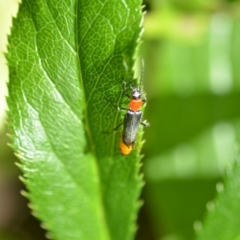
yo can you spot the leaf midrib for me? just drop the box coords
[75,1,111,240]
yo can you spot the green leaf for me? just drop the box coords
[7,1,144,240]
[195,154,240,240]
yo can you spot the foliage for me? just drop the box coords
[1,0,240,240]
[6,1,144,240]
[141,1,240,240]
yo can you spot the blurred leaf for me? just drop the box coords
[146,0,225,12]
[163,0,221,11]
[142,94,240,239]
[144,179,220,240]
[144,13,240,97]
[140,8,240,240]
[195,154,240,240]
[144,7,209,42]
[144,94,240,160]
[145,120,240,181]
[7,1,144,240]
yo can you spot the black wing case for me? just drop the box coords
[122,110,142,146]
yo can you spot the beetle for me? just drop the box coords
[118,85,148,155]
[110,60,149,155]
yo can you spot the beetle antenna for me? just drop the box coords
[139,58,144,90]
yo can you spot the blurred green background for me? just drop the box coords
[0,0,240,240]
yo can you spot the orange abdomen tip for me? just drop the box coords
[129,99,142,111]
[120,137,133,155]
